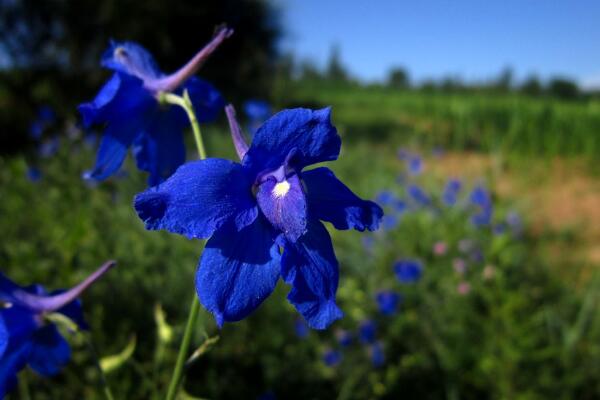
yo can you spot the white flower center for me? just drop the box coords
[272,180,291,198]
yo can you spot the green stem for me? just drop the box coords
[85,335,115,400]
[161,89,207,400]
[160,91,206,159]
[165,296,201,400]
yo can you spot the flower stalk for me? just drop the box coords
[161,91,208,400]
[160,91,207,160]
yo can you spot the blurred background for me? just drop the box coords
[1,0,599,398]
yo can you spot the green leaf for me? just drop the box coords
[155,303,174,344]
[100,335,137,374]
[186,336,219,367]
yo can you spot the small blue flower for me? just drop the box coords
[442,178,462,206]
[134,107,383,329]
[394,259,422,283]
[407,156,422,176]
[28,106,56,140]
[407,184,430,206]
[244,100,272,135]
[323,348,342,366]
[382,214,399,231]
[393,199,407,213]
[375,190,395,206]
[294,318,309,339]
[369,342,385,368]
[469,185,493,226]
[26,167,42,182]
[79,29,231,185]
[376,290,402,316]
[0,261,116,397]
[335,329,353,347]
[243,99,272,122]
[470,185,491,208]
[471,205,493,226]
[358,320,376,344]
[28,122,44,141]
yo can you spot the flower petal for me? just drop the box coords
[78,73,152,128]
[101,41,163,81]
[132,108,187,186]
[84,114,147,181]
[27,325,71,377]
[0,341,30,397]
[0,315,7,359]
[184,77,225,123]
[303,167,383,231]
[281,220,343,329]
[243,108,341,175]
[196,215,281,327]
[256,173,307,242]
[134,158,258,239]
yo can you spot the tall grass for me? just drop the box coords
[281,81,600,161]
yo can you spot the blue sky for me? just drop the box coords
[280,0,600,88]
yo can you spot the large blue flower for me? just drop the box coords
[0,261,116,396]
[79,28,231,185]
[134,107,383,329]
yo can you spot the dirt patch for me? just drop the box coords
[427,153,600,264]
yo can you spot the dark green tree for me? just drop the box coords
[548,77,579,100]
[520,75,543,96]
[387,67,410,89]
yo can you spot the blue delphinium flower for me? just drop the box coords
[243,99,272,135]
[335,329,353,347]
[393,199,407,213]
[442,178,462,206]
[369,342,385,368]
[394,259,423,283]
[358,320,376,344]
[382,214,399,231]
[28,106,56,140]
[407,155,422,176]
[375,190,395,206]
[375,290,402,316]
[471,206,493,226]
[26,166,42,182]
[243,100,271,121]
[470,185,493,226]
[323,348,342,366]
[407,184,430,206]
[134,106,383,329]
[79,28,231,185]
[0,261,116,396]
[470,186,491,207]
[294,318,309,339]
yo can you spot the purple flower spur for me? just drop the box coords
[134,106,383,329]
[79,28,231,185]
[0,261,116,396]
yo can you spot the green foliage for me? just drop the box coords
[1,123,598,399]
[281,81,600,163]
